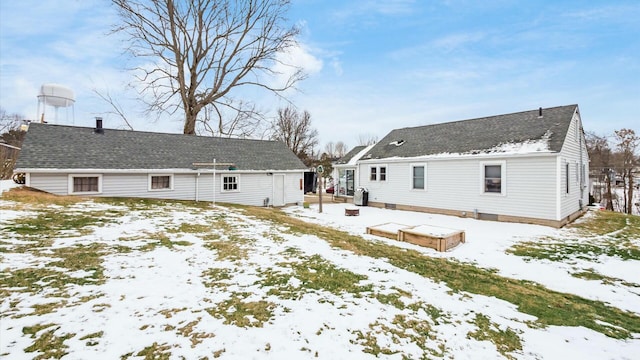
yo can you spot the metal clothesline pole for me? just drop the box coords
[191,160,235,207]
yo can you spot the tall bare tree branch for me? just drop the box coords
[270,105,318,165]
[112,0,304,135]
[92,88,135,130]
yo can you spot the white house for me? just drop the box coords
[14,121,307,207]
[346,105,589,227]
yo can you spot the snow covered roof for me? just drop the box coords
[363,105,578,160]
[335,144,375,166]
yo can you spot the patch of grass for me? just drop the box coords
[166,222,213,234]
[206,293,276,328]
[202,268,233,289]
[572,268,639,288]
[467,313,522,359]
[32,301,69,316]
[351,313,444,358]
[571,211,640,238]
[203,234,250,261]
[22,324,75,359]
[1,242,107,299]
[407,301,448,325]
[79,331,104,346]
[48,243,106,281]
[135,342,172,360]
[507,212,640,263]
[159,307,187,318]
[243,206,640,339]
[1,187,86,206]
[256,254,373,300]
[137,232,192,251]
[3,210,121,239]
[175,318,215,347]
[508,240,640,262]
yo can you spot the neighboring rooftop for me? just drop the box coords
[364,105,578,160]
[15,123,306,171]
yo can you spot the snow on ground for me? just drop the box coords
[0,193,638,359]
[288,204,640,314]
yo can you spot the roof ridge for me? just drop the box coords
[28,122,277,143]
[395,104,577,131]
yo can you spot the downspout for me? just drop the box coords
[195,172,200,201]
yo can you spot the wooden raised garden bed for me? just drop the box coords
[366,223,465,252]
[365,223,408,240]
[398,225,465,252]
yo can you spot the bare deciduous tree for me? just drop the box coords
[586,131,613,209]
[0,108,27,180]
[92,88,135,130]
[358,134,378,146]
[334,141,348,158]
[614,128,639,214]
[270,106,317,165]
[324,142,335,158]
[112,0,304,135]
[323,141,348,159]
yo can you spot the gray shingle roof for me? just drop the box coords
[364,105,578,160]
[335,145,366,165]
[16,123,306,171]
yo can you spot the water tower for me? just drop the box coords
[37,83,75,124]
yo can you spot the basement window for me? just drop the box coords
[68,174,102,194]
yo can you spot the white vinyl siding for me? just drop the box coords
[360,155,557,221]
[558,111,589,219]
[26,171,304,207]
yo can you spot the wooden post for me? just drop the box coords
[318,175,323,213]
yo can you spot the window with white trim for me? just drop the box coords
[411,164,425,190]
[481,161,506,195]
[223,175,239,191]
[369,166,387,182]
[148,174,173,191]
[68,174,102,194]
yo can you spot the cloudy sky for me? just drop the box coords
[1,0,638,149]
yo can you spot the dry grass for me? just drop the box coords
[1,187,87,206]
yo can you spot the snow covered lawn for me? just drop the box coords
[1,187,638,359]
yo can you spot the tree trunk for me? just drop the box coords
[183,110,197,135]
[605,172,614,211]
[627,169,634,214]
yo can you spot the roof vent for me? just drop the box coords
[94,117,104,134]
[538,107,543,118]
[389,139,405,146]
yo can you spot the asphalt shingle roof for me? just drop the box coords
[364,105,578,160]
[16,123,307,171]
[335,145,366,165]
